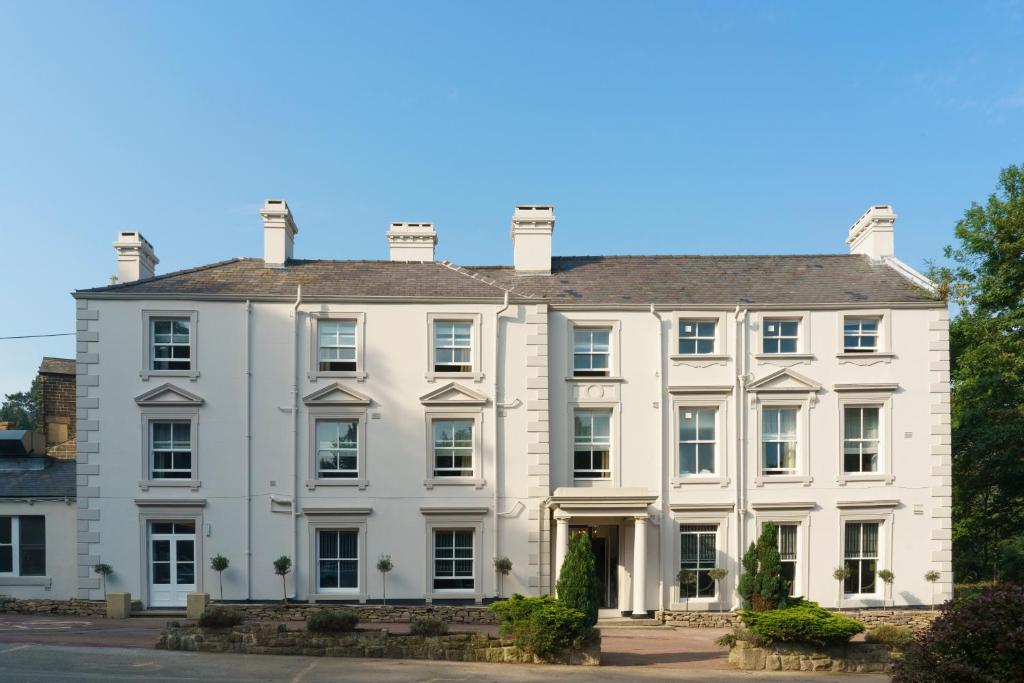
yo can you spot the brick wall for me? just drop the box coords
[38,366,76,459]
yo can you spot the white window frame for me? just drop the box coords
[316,529,361,595]
[751,395,813,486]
[149,420,194,481]
[421,509,485,602]
[837,310,894,365]
[139,407,200,490]
[141,310,199,381]
[835,389,895,485]
[571,326,612,378]
[836,502,895,608]
[572,407,613,481]
[307,411,367,489]
[426,313,483,382]
[670,311,729,367]
[423,409,485,489]
[670,388,731,487]
[754,312,812,366]
[432,529,476,592]
[308,312,367,382]
[668,504,732,611]
[678,524,719,600]
[304,511,368,602]
[760,406,799,476]
[762,318,800,354]
[752,502,814,600]
[567,320,622,379]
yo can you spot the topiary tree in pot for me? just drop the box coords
[677,570,697,612]
[708,567,729,613]
[877,569,895,608]
[494,557,512,598]
[93,563,113,598]
[924,570,940,610]
[273,555,292,603]
[210,555,229,601]
[376,554,393,605]
[833,566,851,612]
[556,532,600,627]
[737,524,790,611]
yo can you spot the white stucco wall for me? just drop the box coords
[0,500,77,599]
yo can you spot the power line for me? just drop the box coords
[0,333,76,340]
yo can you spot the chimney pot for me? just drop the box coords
[113,231,159,283]
[511,205,555,274]
[847,205,896,260]
[386,222,437,262]
[260,199,298,267]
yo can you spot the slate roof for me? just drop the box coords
[75,254,939,306]
[39,357,75,375]
[0,457,76,499]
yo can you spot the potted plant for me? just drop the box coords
[376,554,393,605]
[494,557,512,598]
[924,570,940,610]
[210,555,230,601]
[273,555,292,603]
[707,567,728,612]
[93,563,113,598]
[833,566,851,611]
[877,569,895,608]
[677,570,697,611]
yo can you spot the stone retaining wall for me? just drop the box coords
[0,597,106,617]
[158,623,599,665]
[223,603,498,625]
[658,608,937,633]
[728,641,895,673]
[657,611,740,628]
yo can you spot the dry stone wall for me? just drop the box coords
[728,641,895,674]
[658,608,937,633]
[226,603,498,624]
[0,597,106,617]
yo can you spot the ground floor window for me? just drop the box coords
[317,530,358,591]
[0,516,45,577]
[433,529,474,590]
[679,524,717,598]
[844,521,879,595]
[776,523,798,596]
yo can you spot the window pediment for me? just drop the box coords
[746,368,821,394]
[419,382,488,406]
[302,383,372,406]
[134,383,204,406]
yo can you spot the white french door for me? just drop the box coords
[149,521,196,607]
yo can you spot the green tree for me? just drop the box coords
[930,164,1024,582]
[376,554,393,605]
[556,532,599,627]
[0,379,40,430]
[93,563,113,598]
[273,555,291,602]
[210,555,229,600]
[737,524,789,611]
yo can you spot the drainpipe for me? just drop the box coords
[649,304,667,613]
[734,306,748,610]
[244,300,252,600]
[290,285,302,600]
[492,291,510,595]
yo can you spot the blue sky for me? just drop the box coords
[1,1,1022,397]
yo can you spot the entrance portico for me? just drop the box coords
[547,487,658,618]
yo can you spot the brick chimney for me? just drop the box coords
[260,199,298,267]
[511,205,555,275]
[848,205,896,261]
[386,222,437,262]
[113,231,158,283]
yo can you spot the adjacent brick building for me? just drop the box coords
[37,357,76,459]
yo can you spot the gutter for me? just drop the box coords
[734,306,748,610]
[649,304,667,613]
[244,299,252,600]
[290,285,302,600]
[492,291,510,593]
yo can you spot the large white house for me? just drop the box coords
[71,201,951,615]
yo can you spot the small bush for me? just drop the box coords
[739,601,864,647]
[306,607,359,634]
[865,624,914,650]
[409,615,448,636]
[197,606,243,629]
[489,594,593,657]
[893,583,1024,683]
[716,626,772,649]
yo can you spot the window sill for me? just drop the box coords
[140,369,200,382]
[838,474,894,486]
[754,353,814,364]
[754,475,813,487]
[426,590,483,603]
[836,352,895,366]
[139,479,201,491]
[426,371,484,383]
[565,376,626,383]
[672,476,730,488]
[307,370,367,383]
[840,596,883,609]
[0,576,52,589]
[306,479,369,491]
[312,592,366,602]
[572,478,613,486]
[424,477,486,490]
[670,354,730,367]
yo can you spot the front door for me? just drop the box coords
[149,521,196,607]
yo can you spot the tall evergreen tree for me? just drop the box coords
[556,532,600,626]
[737,524,790,611]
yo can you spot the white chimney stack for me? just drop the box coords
[113,231,158,283]
[847,205,896,261]
[260,199,298,267]
[386,222,437,262]
[511,205,555,274]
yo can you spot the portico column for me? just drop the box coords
[554,511,570,591]
[632,514,649,617]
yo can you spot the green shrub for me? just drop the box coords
[555,533,600,627]
[865,624,914,650]
[489,594,593,657]
[197,606,244,629]
[409,615,448,636]
[739,601,864,646]
[306,607,359,633]
[715,627,772,649]
[737,524,791,611]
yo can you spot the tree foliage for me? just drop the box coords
[737,524,790,611]
[930,163,1024,581]
[0,379,40,430]
[555,532,600,627]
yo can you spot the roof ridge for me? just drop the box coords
[77,257,245,293]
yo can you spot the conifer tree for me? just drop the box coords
[737,523,790,611]
[556,532,600,626]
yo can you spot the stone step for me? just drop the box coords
[131,609,187,617]
[597,617,665,628]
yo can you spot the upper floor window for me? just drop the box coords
[433,322,472,373]
[573,409,611,480]
[433,529,475,590]
[151,318,191,371]
[318,320,357,372]
[763,319,799,354]
[844,522,879,595]
[432,419,474,478]
[761,407,798,476]
[678,320,716,355]
[316,419,359,479]
[679,408,716,476]
[843,318,879,353]
[150,421,192,479]
[679,524,717,598]
[843,406,880,474]
[0,516,45,577]
[573,328,610,377]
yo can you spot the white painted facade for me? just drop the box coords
[72,202,952,613]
